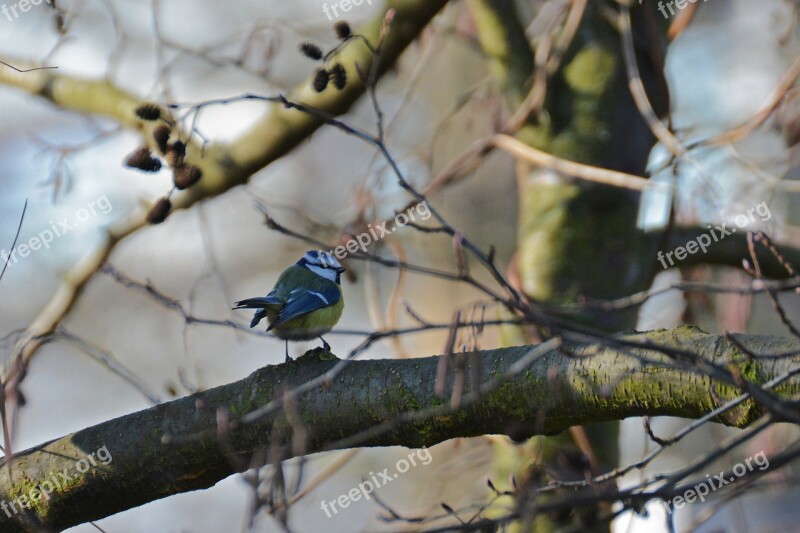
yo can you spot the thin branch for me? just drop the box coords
[0,200,26,285]
[0,61,57,72]
[491,133,662,191]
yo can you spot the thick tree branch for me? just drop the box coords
[1,326,798,531]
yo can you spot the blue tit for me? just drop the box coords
[233,250,345,362]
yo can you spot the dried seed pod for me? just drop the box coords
[152,125,171,154]
[54,12,65,34]
[165,140,186,167]
[330,63,346,90]
[134,103,161,121]
[170,140,186,157]
[313,68,329,92]
[173,164,202,190]
[124,146,161,172]
[299,42,323,61]
[147,197,171,224]
[334,21,352,40]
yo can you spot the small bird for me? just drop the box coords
[233,250,345,362]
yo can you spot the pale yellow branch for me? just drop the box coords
[490,133,665,191]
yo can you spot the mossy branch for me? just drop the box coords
[1,327,798,531]
[465,0,534,108]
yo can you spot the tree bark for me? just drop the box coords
[0,326,797,531]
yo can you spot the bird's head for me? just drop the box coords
[297,250,346,283]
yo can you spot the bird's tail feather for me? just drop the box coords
[251,309,268,328]
[233,296,281,309]
[233,296,282,328]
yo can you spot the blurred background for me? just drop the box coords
[1,0,799,531]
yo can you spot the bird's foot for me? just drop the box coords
[298,346,338,361]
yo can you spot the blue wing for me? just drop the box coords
[274,285,340,327]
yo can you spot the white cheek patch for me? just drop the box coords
[304,251,342,270]
[306,264,338,282]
